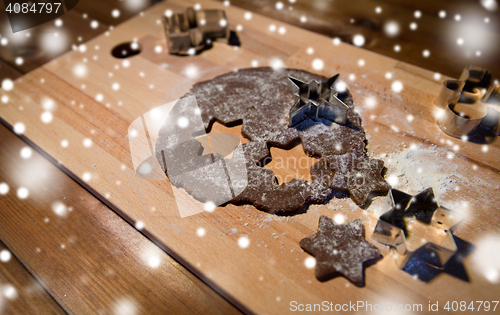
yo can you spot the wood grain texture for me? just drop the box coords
[0,241,64,315]
[0,0,153,80]
[70,0,156,26]
[216,0,500,78]
[0,123,241,314]
[0,0,499,314]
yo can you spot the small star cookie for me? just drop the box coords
[300,216,381,286]
[312,143,390,207]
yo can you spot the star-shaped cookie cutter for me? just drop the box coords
[372,188,464,269]
[163,7,230,55]
[434,65,500,138]
[288,75,350,128]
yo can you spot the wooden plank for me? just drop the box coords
[70,0,156,26]
[1,0,499,313]
[3,0,499,79]
[218,0,500,78]
[0,0,149,76]
[0,241,65,314]
[0,2,242,313]
[0,123,241,314]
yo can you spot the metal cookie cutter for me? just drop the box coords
[163,7,230,55]
[372,188,464,270]
[434,65,500,138]
[288,74,349,128]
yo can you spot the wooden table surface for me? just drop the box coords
[0,0,499,314]
[0,0,240,314]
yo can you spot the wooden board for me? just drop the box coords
[1,0,499,313]
[0,241,64,314]
[0,122,241,314]
[220,0,500,78]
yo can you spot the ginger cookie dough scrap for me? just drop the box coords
[299,216,382,286]
[156,67,390,214]
[311,143,391,207]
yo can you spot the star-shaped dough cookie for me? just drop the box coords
[312,143,391,207]
[299,216,381,286]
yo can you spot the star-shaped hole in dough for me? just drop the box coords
[262,143,319,185]
[300,216,382,286]
[288,74,349,128]
[195,121,249,158]
[311,143,391,207]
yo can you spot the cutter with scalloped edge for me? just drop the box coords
[163,7,229,55]
[434,65,500,138]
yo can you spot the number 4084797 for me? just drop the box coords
[443,301,498,312]
[6,2,61,14]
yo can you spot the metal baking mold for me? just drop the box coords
[288,74,349,128]
[163,7,229,55]
[372,188,464,269]
[434,65,500,138]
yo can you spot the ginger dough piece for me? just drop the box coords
[155,67,390,214]
[300,216,381,286]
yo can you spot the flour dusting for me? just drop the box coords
[381,145,458,196]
